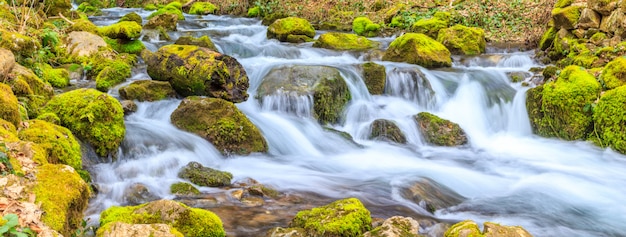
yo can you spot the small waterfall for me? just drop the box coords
[260,91,314,118]
[385,67,436,110]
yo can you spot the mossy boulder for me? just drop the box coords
[118,80,178,101]
[18,120,82,170]
[592,85,626,154]
[437,25,486,56]
[98,199,225,237]
[382,33,451,68]
[144,45,249,102]
[444,220,532,237]
[34,164,90,236]
[96,222,184,237]
[178,161,232,187]
[551,6,583,30]
[363,216,420,237]
[119,12,143,25]
[170,182,200,195]
[104,36,145,54]
[410,12,450,39]
[69,19,99,34]
[414,112,467,146]
[144,12,179,31]
[41,89,125,157]
[37,63,70,88]
[539,27,557,51]
[313,32,379,51]
[0,29,40,60]
[187,2,217,15]
[525,65,600,140]
[170,97,267,155]
[77,3,102,16]
[256,65,351,124]
[588,0,618,16]
[148,1,184,21]
[291,198,372,236]
[267,17,315,43]
[369,119,406,144]
[360,62,386,95]
[577,8,601,29]
[352,16,380,37]
[0,83,20,127]
[99,21,142,40]
[9,65,54,117]
[175,35,218,51]
[600,57,626,90]
[95,60,132,91]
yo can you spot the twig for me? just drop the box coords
[59,13,74,25]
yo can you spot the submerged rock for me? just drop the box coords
[178,161,233,187]
[414,112,467,146]
[369,119,407,144]
[382,33,451,68]
[170,97,267,155]
[399,177,465,213]
[267,17,315,43]
[363,216,420,237]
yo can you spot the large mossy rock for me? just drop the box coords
[414,112,467,146]
[170,97,267,155]
[34,164,91,236]
[444,220,532,237]
[437,25,486,56]
[41,89,125,157]
[118,80,177,101]
[592,85,626,154]
[148,2,185,21]
[551,6,583,30]
[290,198,372,236]
[363,216,420,237]
[95,60,132,91]
[18,120,82,170]
[99,21,142,40]
[369,119,407,144]
[0,83,21,127]
[187,2,218,15]
[98,199,225,237]
[382,33,451,68]
[267,17,315,43]
[8,65,54,118]
[97,222,184,237]
[526,65,600,140]
[178,161,232,187]
[410,12,451,39]
[175,35,218,51]
[144,45,249,102]
[144,12,179,31]
[600,57,626,90]
[360,62,386,95]
[352,16,381,37]
[313,32,379,51]
[256,65,351,124]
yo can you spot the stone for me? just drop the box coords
[290,198,372,236]
[399,177,465,213]
[123,183,158,205]
[144,13,178,31]
[577,8,601,29]
[175,35,218,51]
[483,222,533,237]
[369,119,407,144]
[178,161,233,187]
[363,216,420,237]
[267,17,315,43]
[0,48,15,80]
[382,33,451,68]
[121,100,138,115]
[118,80,177,102]
[360,62,386,95]
[437,24,486,56]
[96,222,183,237]
[313,32,379,51]
[588,0,618,16]
[65,31,109,58]
[414,112,467,146]
[600,10,625,35]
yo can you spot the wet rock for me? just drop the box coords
[414,112,467,146]
[170,182,200,195]
[369,119,407,144]
[290,198,372,236]
[178,161,233,187]
[444,220,532,237]
[144,44,249,102]
[257,65,351,124]
[144,13,178,31]
[241,196,265,207]
[399,177,465,213]
[230,189,244,200]
[118,80,177,102]
[437,25,486,56]
[267,17,315,43]
[363,216,420,237]
[121,100,137,116]
[360,62,386,95]
[175,35,218,51]
[96,222,183,237]
[124,183,158,205]
[506,71,531,83]
[588,0,618,16]
[65,31,108,58]
[313,32,379,51]
[170,97,267,155]
[265,227,307,237]
[382,33,451,68]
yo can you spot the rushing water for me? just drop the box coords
[84,9,626,237]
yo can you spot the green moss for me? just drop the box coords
[313,32,379,51]
[76,2,101,15]
[95,60,132,92]
[267,17,315,42]
[0,83,20,127]
[369,119,406,144]
[174,35,217,51]
[98,21,142,40]
[352,16,380,37]
[415,112,467,146]
[551,6,583,30]
[34,164,90,236]
[99,199,225,237]
[313,70,351,125]
[539,27,557,51]
[0,29,41,62]
[410,17,448,39]
[382,33,451,68]
[361,62,386,95]
[41,88,125,157]
[36,112,61,125]
[188,2,217,15]
[0,118,18,142]
[178,161,232,187]
[247,6,260,17]
[148,2,185,21]
[144,4,158,10]
[444,220,482,237]
[118,80,177,101]
[555,0,573,8]
[600,57,626,90]
[68,18,99,33]
[593,85,626,154]
[170,97,267,155]
[291,197,372,236]
[437,24,486,56]
[38,63,70,88]
[526,65,600,140]
[104,36,145,54]
[9,65,54,118]
[170,182,200,195]
[18,119,82,170]
[119,12,142,25]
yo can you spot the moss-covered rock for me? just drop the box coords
[414,112,467,146]
[77,2,102,16]
[267,17,315,43]
[175,35,218,51]
[437,24,486,56]
[382,33,451,68]
[170,97,267,155]
[352,16,380,37]
[144,45,249,102]
[41,88,125,157]
[363,216,420,237]
[44,0,72,16]
[525,65,600,140]
[178,161,232,187]
[444,220,532,237]
[118,80,177,101]
[0,118,18,142]
[8,64,54,118]
[148,2,185,21]
[291,197,372,236]
[600,57,626,90]
[369,119,406,144]
[0,29,41,60]
[99,199,225,237]
[588,0,618,16]
[592,85,626,154]
[34,164,90,236]
[551,6,583,30]
[360,62,386,95]
[170,182,200,195]
[144,12,179,31]
[577,8,601,29]
[119,12,143,25]
[38,63,70,88]
[95,60,132,91]
[104,37,145,54]
[0,83,20,127]
[444,220,481,237]
[313,32,379,51]
[99,21,142,40]
[18,119,82,170]
[256,65,351,124]
[410,12,450,39]
[539,27,557,51]
[68,19,99,33]
[96,222,184,237]
[187,2,217,15]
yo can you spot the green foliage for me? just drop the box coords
[247,6,260,17]
[292,198,372,236]
[104,37,145,54]
[254,0,280,17]
[0,214,36,237]
[0,142,13,176]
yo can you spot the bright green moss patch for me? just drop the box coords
[41,89,125,157]
[170,182,200,195]
[352,16,380,37]
[148,2,185,20]
[76,2,101,15]
[247,6,260,17]
[98,21,142,40]
[444,220,482,237]
[383,33,451,68]
[437,24,486,56]
[410,13,449,39]
[267,17,315,42]
[313,32,379,51]
[539,27,557,50]
[18,119,82,170]
[69,18,99,33]
[600,57,626,90]
[188,2,217,15]
[551,6,583,30]
[118,80,177,101]
[291,197,372,236]
[38,63,70,88]
[593,85,626,153]
[119,12,142,25]
[95,59,132,92]
[0,83,20,127]
[105,38,145,54]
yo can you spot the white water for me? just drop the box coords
[86,11,626,236]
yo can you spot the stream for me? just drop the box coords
[83,8,626,237]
